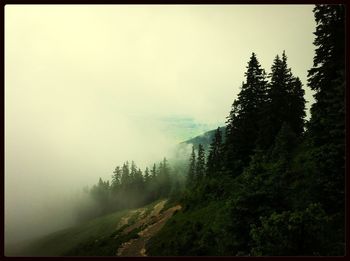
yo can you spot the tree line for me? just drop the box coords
[76,158,185,221]
[186,49,306,190]
[167,4,344,256]
[75,4,344,256]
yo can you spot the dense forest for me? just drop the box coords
[77,4,344,256]
[76,158,186,221]
[146,5,345,256]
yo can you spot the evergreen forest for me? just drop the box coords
[44,4,345,256]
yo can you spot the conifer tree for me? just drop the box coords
[270,122,297,162]
[151,163,157,179]
[111,166,122,189]
[149,163,158,201]
[161,158,170,177]
[130,161,137,181]
[121,161,130,189]
[196,144,206,181]
[134,168,144,193]
[162,158,171,196]
[225,52,268,173]
[144,167,150,184]
[287,77,306,136]
[307,4,345,215]
[187,145,196,185]
[158,160,164,176]
[257,51,305,150]
[206,127,223,175]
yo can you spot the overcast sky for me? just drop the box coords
[5,4,316,243]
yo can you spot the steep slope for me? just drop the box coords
[6,129,225,257]
[7,199,180,257]
[117,200,181,256]
[180,126,226,151]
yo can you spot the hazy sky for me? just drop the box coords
[5,4,316,243]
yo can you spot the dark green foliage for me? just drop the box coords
[225,52,268,174]
[88,178,111,217]
[219,151,292,255]
[147,201,228,256]
[58,4,344,256]
[195,144,206,181]
[250,203,333,256]
[288,77,306,135]
[121,162,130,189]
[206,127,224,175]
[256,51,306,150]
[155,5,344,256]
[156,158,172,198]
[111,166,122,188]
[303,4,345,253]
[187,145,196,185]
[270,122,298,162]
[77,157,184,223]
[151,163,157,179]
[181,126,226,152]
[307,4,345,216]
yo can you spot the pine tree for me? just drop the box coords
[206,127,223,175]
[90,177,110,211]
[308,4,345,148]
[196,144,206,181]
[130,161,137,181]
[225,52,268,173]
[307,4,345,215]
[257,51,305,150]
[158,158,171,196]
[135,168,144,192]
[121,161,130,189]
[148,163,158,201]
[151,163,157,179]
[288,77,306,136]
[187,145,196,185]
[161,158,170,177]
[111,166,122,189]
[158,161,164,181]
[270,122,297,162]
[144,167,150,184]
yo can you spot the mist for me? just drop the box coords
[5,4,316,246]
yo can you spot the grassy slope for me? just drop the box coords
[147,200,227,256]
[7,200,163,256]
[147,176,241,256]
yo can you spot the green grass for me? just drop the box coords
[146,200,227,256]
[8,199,167,256]
[12,209,128,256]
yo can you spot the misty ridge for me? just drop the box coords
[5,140,194,245]
[4,4,345,257]
[4,133,200,249]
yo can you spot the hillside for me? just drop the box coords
[6,199,180,257]
[179,126,226,151]
[6,128,221,257]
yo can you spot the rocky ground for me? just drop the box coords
[116,200,181,256]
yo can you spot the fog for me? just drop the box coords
[5,5,316,245]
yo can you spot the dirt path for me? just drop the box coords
[116,200,181,256]
[120,200,166,235]
[116,209,139,230]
